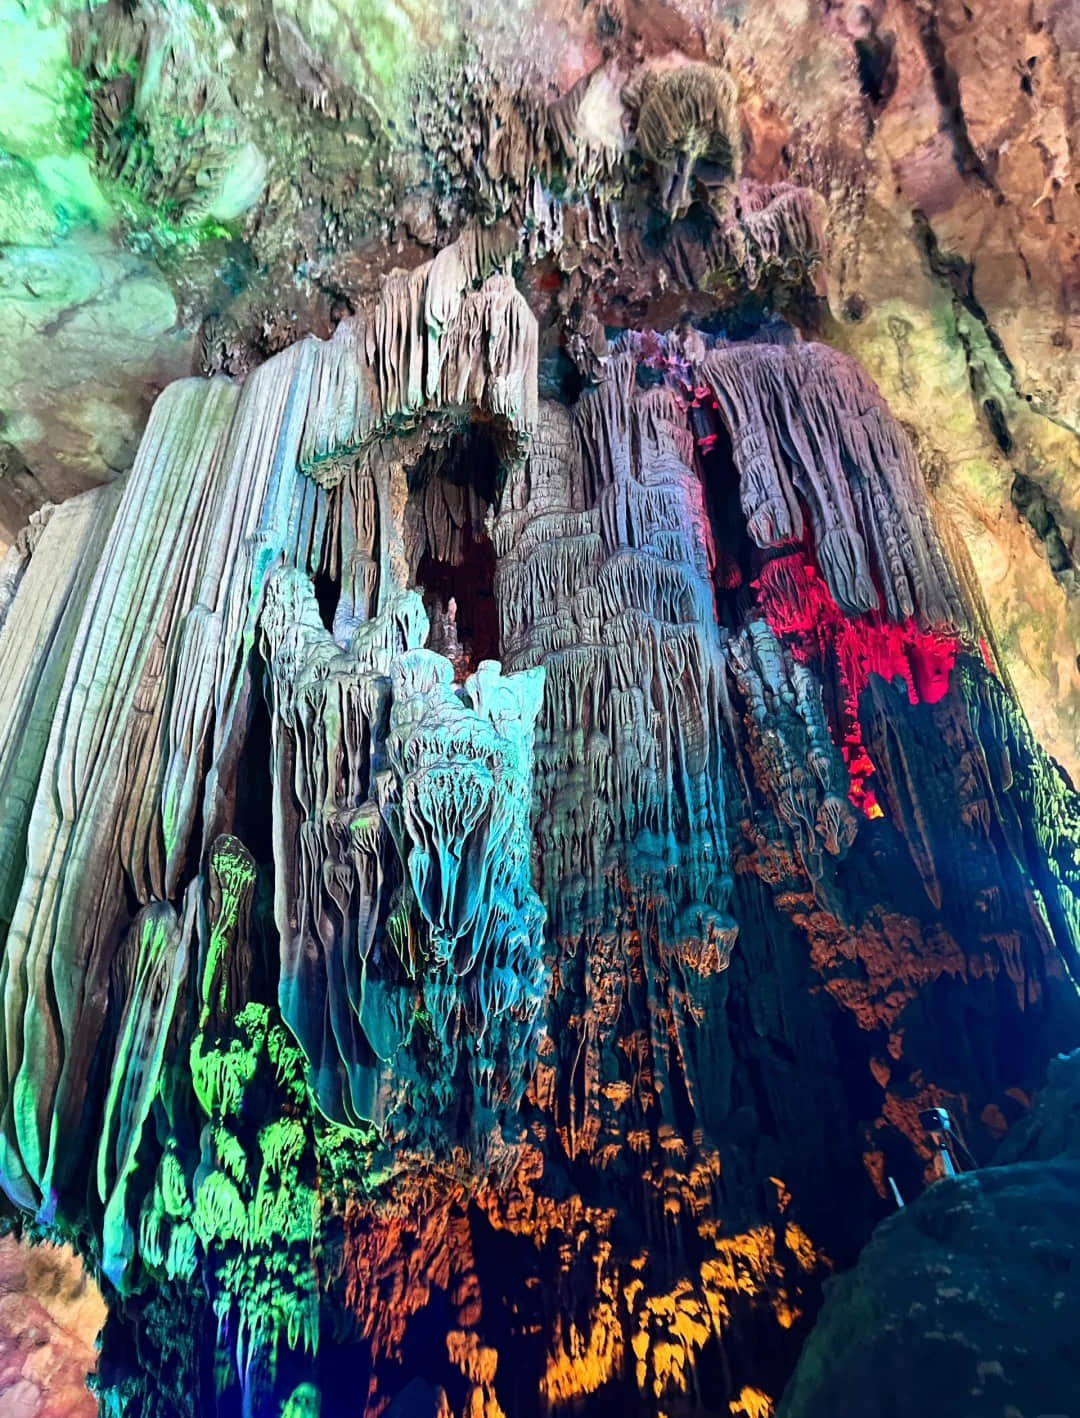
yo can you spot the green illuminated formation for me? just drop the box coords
[99,903,189,1288]
[0,10,1078,1418]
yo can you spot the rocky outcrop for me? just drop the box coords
[778,1051,1080,1418]
[1,275,1077,1414]
[0,1234,104,1418]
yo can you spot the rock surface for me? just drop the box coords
[0,1234,104,1418]
[1,0,1074,773]
[778,1051,1080,1418]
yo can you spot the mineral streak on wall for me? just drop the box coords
[0,210,1079,1418]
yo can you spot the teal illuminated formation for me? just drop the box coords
[0,21,1078,1418]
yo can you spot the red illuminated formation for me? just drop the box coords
[756,548,961,817]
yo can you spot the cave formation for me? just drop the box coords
[1,6,1079,1418]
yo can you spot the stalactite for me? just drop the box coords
[716,181,828,291]
[298,258,536,489]
[629,61,742,218]
[698,342,970,630]
[260,563,416,1129]
[0,192,1077,1418]
[494,359,740,1213]
[385,649,547,1141]
[545,66,627,193]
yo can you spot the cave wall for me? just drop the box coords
[1,0,1077,778]
[0,5,1079,1418]
[1,254,1078,1415]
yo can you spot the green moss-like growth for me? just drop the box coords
[65,6,265,254]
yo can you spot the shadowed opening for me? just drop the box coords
[410,422,502,678]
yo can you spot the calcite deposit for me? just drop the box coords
[0,3,1078,1417]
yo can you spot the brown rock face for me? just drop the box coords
[0,1236,104,1418]
[814,0,1080,779]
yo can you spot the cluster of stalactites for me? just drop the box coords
[0,236,543,1218]
[259,563,546,1144]
[433,55,629,263]
[297,227,538,486]
[0,375,250,1218]
[477,56,818,299]
[259,564,419,1129]
[722,619,858,872]
[612,180,826,317]
[716,181,827,290]
[698,342,971,633]
[494,371,737,970]
[436,56,740,229]
[493,401,599,668]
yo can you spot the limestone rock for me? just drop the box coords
[778,1052,1080,1418]
[0,1234,104,1418]
[0,4,1077,1416]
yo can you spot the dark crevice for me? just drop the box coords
[312,569,339,633]
[692,400,756,630]
[416,530,500,674]
[538,343,585,403]
[854,29,898,111]
[1012,473,1073,574]
[915,210,1025,424]
[983,396,1013,453]
[411,423,502,676]
[918,209,1078,439]
[917,10,998,190]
